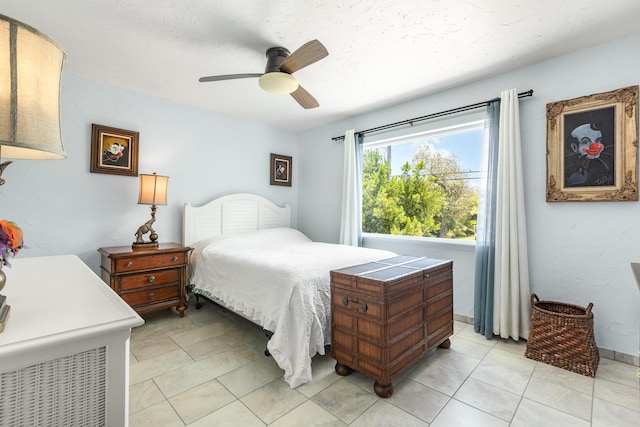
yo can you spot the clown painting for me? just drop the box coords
[270,153,292,186]
[90,124,139,176]
[563,107,615,188]
[102,136,129,167]
[546,86,638,202]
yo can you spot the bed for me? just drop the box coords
[183,193,396,388]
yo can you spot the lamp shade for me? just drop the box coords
[138,173,168,206]
[258,72,298,95]
[0,14,66,160]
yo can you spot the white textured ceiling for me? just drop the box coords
[3,1,640,132]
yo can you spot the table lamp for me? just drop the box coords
[133,172,168,250]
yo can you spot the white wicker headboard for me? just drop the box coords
[182,193,291,247]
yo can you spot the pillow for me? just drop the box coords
[194,227,310,254]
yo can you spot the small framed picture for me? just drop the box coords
[90,124,139,176]
[270,153,292,186]
[546,86,638,202]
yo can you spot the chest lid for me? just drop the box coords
[331,256,448,297]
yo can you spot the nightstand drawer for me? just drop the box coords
[120,268,179,291]
[114,252,186,273]
[121,285,179,307]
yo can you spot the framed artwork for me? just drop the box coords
[270,153,292,186]
[546,85,638,202]
[90,124,139,176]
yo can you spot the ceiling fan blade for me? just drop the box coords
[280,40,328,74]
[199,73,262,82]
[290,85,319,109]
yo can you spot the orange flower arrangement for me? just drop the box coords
[0,220,23,267]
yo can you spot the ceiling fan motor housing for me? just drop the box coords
[259,47,298,94]
[264,47,291,73]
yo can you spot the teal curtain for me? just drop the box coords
[474,99,500,339]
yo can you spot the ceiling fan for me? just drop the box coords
[199,39,328,109]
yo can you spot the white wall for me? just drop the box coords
[1,75,298,273]
[297,34,640,357]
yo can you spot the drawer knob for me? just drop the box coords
[148,292,155,300]
[362,302,368,314]
[343,295,349,307]
[172,256,178,262]
[125,261,133,267]
[148,275,156,283]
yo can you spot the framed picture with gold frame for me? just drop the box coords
[546,86,638,202]
[90,124,139,177]
[270,153,292,186]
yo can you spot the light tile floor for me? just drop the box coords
[129,302,639,426]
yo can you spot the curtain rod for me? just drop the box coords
[331,89,533,142]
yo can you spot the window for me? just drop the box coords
[362,113,485,240]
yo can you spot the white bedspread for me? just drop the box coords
[189,227,395,388]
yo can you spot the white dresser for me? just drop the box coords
[0,255,144,426]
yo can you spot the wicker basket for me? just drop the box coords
[525,293,599,377]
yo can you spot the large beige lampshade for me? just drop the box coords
[0,14,66,160]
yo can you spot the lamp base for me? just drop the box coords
[132,242,159,251]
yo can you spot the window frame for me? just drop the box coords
[360,110,486,244]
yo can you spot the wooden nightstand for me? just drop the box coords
[98,242,191,317]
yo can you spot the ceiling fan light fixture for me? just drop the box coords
[258,72,298,95]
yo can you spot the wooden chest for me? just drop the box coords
[330,256,453,397]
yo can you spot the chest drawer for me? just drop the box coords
[113,252,186,273]
[120,284,179,307]
[119,268,180,291]
[331,286,424,321]
[332,291,384,319]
